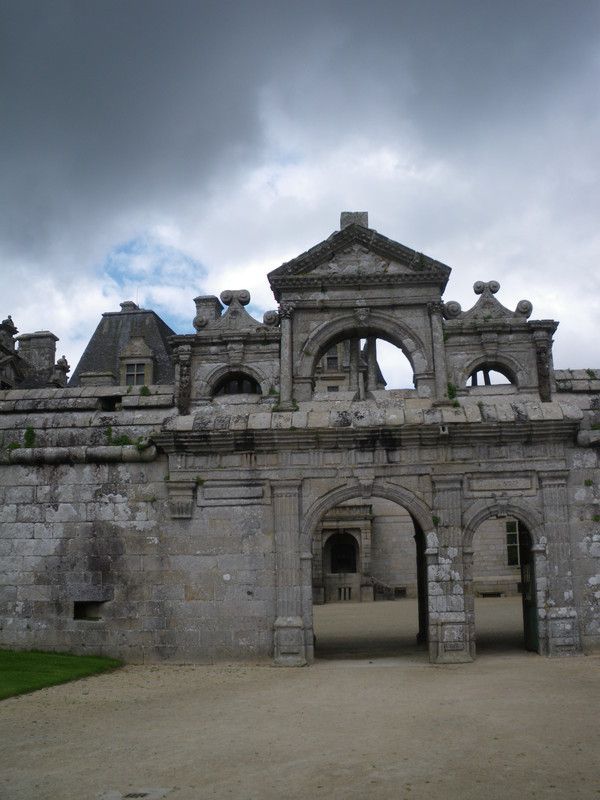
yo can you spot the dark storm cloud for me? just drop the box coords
[2,0,598,260]
[1,0,599,373]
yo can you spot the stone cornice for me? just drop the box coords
[152,419,579,455]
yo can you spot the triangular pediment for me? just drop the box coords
[268,223,451,298]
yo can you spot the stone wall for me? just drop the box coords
[1,383,600,662]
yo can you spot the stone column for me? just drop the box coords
[429,475,471,662]
[272,480,307,665]
[539,470,581,655]
[348,338,360,394]
[428,302,448,401]
[278,303,294,410]
[366,337,378,392]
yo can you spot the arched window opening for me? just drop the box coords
[213,372,262,397]
[327,533,358,573]
[313,336,413,396]
[466,366,514,387]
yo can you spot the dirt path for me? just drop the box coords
[1,601,599,800]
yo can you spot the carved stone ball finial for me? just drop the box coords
[220,289,250,306]
[473,280,500,295]
[516,299,533,319]
[443,301,462,319]
[263,310,280,326]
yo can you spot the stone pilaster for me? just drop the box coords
[429,476,471,662]
[278,303,294,410]
[462,547,476,659]
[300,551,314,663]
[534,330,554,402]
[539,470,581,655]
[174,344,192,414]
[272,480,306,665]
[428,302,448,401]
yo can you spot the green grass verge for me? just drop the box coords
[0,649,122,700]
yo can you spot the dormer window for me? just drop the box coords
[125,362,146,386]
[118,336,154,387]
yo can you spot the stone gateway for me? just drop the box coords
[1,213,599,664]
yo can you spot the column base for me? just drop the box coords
[546,607,582,656]
[273,616,307,666]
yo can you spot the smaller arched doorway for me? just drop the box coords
[467,515,540,654]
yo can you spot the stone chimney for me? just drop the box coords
[340,211,368,230]
[16,331,59,383]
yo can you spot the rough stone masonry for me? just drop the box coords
[1,212,599,664]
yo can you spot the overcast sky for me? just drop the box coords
[1,0,599,387]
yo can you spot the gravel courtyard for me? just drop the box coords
[1,599,599,800]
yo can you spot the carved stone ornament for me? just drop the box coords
[175,345,192,415]
[166,479,196,519]
[263,309,280,326]
[442,301,462,319]
[279,302,295,320]
[354,305,370,324]
[427,301,445,317]
[444,280,533,322]
[0,315,18,336]
[56,355,70,373]
[194,291,266,332]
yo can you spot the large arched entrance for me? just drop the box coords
[302,483,432,660]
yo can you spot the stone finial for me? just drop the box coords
[473,280,500,295]
[263,310,280,326]
[56,355,70,373]
[1,315,18,335]
[51,355,71,387]
[340,211,368,230]
[220,290,250,306]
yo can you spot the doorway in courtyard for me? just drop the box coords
[311,497,428,659]
[469,516,539,654]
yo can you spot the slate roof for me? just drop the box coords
[69,304,176,386]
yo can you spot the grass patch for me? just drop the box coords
[0,649,122,700]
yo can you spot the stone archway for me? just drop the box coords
[457,353,523,390]
[294,311,433,399]
[199,362,271,399]
[462,499,547,655]
[299,479,435,661]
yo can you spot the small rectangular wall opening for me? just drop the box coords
[100,396,121,411]
[394,586,407,598]
[73,601,105,621]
